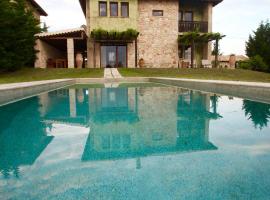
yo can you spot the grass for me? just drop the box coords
[0,68,103,84]
[119,68,270,82]
[1,68,270,84]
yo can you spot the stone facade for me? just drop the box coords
[137,0,179,68]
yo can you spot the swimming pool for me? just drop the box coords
[0,83,270,199]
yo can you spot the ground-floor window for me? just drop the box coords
[101,45,127,68]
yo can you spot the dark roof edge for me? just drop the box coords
[201,0,223,6]
[29,0,48,16]
[79,0,86,16]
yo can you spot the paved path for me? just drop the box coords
[0,79,73,90]
[104,68,123,79]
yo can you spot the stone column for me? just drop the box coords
[69,89,77,117]
[67,38,75,68]
[207,3,213,60]
[38,93,49,117]
[34,39,41,68]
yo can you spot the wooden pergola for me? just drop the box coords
[178,32,225,68]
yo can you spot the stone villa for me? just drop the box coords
[33,0,223,69]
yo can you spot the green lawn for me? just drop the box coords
[119,68,270,82]
[1,68,270,84]
[0,68,103,84]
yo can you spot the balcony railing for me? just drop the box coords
[179,21,208,33]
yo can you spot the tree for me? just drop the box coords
[0,0,40,71]
[242,100,270,129]
[41,22,49,33]
[246,20,270,72]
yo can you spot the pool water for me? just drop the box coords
[0,84,270,200]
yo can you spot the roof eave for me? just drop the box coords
[79,0,86,17]
[201,0,223,6]
[29,0,48,16]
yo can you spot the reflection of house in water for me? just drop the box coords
[0,97,53,179]
[177,91,221,152]
[35,85,221,166]
[88,87,139,124]
[82,87,221,162]
[0,86,221,178]
[39,88,90,127]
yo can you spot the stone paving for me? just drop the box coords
[104,68,123,79]
[0,77,270,106]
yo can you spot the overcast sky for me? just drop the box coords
[38,0,270,55]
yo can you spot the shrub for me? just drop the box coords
[246,20,270,71]
[238,55,268,71]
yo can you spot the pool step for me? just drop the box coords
[104,68,123,79]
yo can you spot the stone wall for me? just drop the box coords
[35,39,65,68]
[128,42,136,68]
[138,0,179,68]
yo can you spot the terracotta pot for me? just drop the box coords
[77,89,84,103]
[139,58,145,68]
[76,53,83,68]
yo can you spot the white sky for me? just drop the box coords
[38,0,270,55]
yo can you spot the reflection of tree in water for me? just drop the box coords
[0,97,53,179]
[210,94,220,114]
[242,100,270,129]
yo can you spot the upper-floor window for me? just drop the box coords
[152,10,163,16]
[99,2,107,16]
[184,11,193,21]
[110,2,118,17]
[121,2,129,17]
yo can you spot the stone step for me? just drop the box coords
[104,68,123,79]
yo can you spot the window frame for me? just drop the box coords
[152,10,164,17]
[121,2,129,18]
[179,11,183,21]
[110,2,118,17]
[99,1,107,17]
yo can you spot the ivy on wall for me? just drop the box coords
[91,28,139,40]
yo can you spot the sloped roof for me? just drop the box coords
[79,0,86,16]
[79,0,223,16]
[200,0,223,6]
[35,27,86,38]
[28,0,48,16]
[211,55,249,62]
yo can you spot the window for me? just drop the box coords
[121,2,129,17]
[152,10,163,16]
[110,2,118,17]
[184,11,193,21]
[99,1,107,16]
[101,45,127,68]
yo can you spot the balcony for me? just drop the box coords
[179,21,208,33]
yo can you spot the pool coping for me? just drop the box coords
[0,77,270,106]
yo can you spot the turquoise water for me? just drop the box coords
[0,84,270,200]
